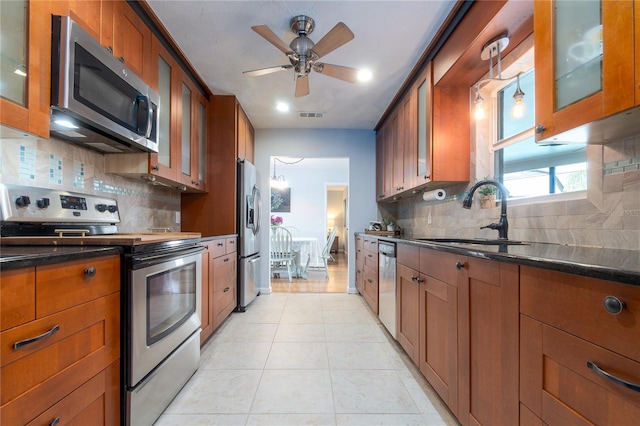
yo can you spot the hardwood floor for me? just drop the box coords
[271,252,349,293]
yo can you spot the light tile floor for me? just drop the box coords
[156,293,459,425]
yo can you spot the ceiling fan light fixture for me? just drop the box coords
[246,16,357,97]
[357,69,372,82]
[276,102,289,112]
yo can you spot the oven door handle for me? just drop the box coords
[131,245,205,267]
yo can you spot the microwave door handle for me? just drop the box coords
[135,94,152,137]
[145,98,154,138]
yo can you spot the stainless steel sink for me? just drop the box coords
[415,238,529,246]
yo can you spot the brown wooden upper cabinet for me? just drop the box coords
[0,0,50,138]
[181,96,254,237]
[237,106,255,163]
[105,32,208,193]
[534,0,636,143]
[176,74,208,191]
[112,1,153,84]
[376,61,467,202]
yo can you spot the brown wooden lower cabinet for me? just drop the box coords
[457,257,520,426]
[418,247,462,416]
[0,256,121,425]
[361,237,379,313]
[397,262,420,364]
[520,266,640,425]
[397,244,420,365]
[200,241,213,345]
[201,236,238,347]
[374,239,639,426]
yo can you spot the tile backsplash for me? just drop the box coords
[383,136,640,250]
[0,135,181,232]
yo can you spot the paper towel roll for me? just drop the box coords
[423,189,446,201]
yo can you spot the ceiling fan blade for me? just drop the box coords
[251,25,293,55]
[311,22,354,59]
[314,63,358,83]
[243,65,292,77]
[295,75,310,97]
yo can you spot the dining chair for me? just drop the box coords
[318,226,338,279]
[270,226,296,282]
[283,226,301,237]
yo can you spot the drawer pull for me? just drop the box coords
[84,266,96,277]
[455,262,465,270]
[603,296,626,315]
[224,257,230,262]
[217,242,224,246]
[14,325,60,350]
[50,417,60,426]
[587,361,640,392]
[224,287,230,292]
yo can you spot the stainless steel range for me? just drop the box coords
[0,184,203,426]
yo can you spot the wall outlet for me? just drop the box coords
[175,211,181,224]
[427,212,432,225]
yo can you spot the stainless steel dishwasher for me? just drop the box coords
[378,241,397,339]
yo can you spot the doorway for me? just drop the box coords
[268,157,349,293]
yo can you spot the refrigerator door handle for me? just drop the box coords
[252,185,261,236]
[248,255,261,263]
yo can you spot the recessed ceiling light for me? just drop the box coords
[357,69,372,82]
[276,102,289,112]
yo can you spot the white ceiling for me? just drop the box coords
[146,0,456,130]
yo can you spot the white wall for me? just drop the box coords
[255,129,377,294]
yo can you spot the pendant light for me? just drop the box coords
[270,157,288,188]
[473,34,525,120]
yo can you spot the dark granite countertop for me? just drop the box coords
[0,245,123,271]
[357,233,640,287]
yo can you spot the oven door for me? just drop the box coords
[128,246,203,386]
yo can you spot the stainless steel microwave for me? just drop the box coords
[50,15,159,153]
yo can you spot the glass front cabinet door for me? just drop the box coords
[534,0,635,142]
[0,0,50,137]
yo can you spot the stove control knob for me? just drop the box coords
[96,204,107,213]
[107,205,118,213]
[36,198,50,209]
[15,196,31,208]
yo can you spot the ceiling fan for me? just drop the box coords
[244,15,358,97]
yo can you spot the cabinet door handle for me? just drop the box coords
[50,417,60,426]
[84,267,96,277]
[535,124,546,134]
[224,257,230,262]
[455,262,465,270]
[416,277,424,284]
[14,325,60,350]
[223,287,230,292]
[603,296,626,315]
[587,361,640,392]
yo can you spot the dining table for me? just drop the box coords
[291,236,320,278]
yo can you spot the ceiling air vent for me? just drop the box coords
[298,111,325,119]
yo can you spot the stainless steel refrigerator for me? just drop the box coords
[237,159,262,311]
